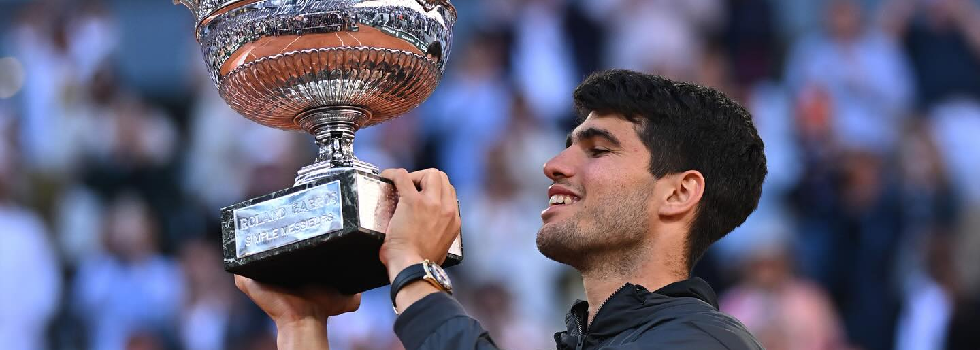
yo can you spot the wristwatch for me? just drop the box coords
[390,259,453,310]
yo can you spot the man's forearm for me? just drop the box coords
[394,280,441,313]
[277,318,331,350]
[386,253,440,314]
[393,293,501,350]
[386,254,500,350]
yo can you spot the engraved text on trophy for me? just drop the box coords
[234,181,344,258]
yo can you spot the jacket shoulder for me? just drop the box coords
[629,299,763,350]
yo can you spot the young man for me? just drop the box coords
[235,69,768,349]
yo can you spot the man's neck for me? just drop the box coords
[579,253,687,326]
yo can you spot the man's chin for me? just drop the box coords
[535,226,583,267]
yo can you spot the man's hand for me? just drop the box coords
[379,168,461,312]
[379,168,461,271]
[234,276,361,324]
[234,276,361,349]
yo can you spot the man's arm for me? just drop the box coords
[394,293,500,350]
[234,168,502,350]
[379,168,501,350]
[233,276,360,350]
[384,242,442,315]
[276,318,330,350]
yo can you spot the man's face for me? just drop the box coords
[536,113,659,269]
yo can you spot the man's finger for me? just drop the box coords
[439,171,457,218]
[234,275,249,293]
[416,169,444,203]
[381,168,419,198]
[346,293,362,312]
[448,173,457,203]
[408,170,424,190]
[304,290,362,314]
[438,171,454,203]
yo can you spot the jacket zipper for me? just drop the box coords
[577,284,632,350]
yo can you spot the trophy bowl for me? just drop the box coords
[176,0,462,293]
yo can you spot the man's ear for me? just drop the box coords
[658,171,705,217]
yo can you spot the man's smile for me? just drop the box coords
[542,184,582,219]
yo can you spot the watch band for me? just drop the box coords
[390,263,427,307]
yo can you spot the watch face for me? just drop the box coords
[424,261,452,291]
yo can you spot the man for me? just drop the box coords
[235,69,768,349]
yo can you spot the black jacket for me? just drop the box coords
[394,278,764,350]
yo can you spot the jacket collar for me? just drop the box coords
[654,277,719,309]
[560,277,719,342]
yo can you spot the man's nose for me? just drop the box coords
[543,149,575,181]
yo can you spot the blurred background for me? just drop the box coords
[0,0,979,349]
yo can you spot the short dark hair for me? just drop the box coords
[573,69,767,270]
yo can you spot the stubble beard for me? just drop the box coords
[536,187,651,275]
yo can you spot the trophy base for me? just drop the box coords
[220,168,463,294]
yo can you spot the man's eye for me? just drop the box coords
[589,148,610,157]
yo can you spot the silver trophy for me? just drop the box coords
[175,0,462,293]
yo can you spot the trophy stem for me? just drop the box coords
[294,107,378,186]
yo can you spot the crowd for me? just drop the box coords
[0,0,979,349]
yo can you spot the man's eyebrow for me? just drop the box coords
[566,127,622,148]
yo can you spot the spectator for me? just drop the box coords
[945,210,980,350]
[785,0,914,154]
[598,0,722,79]
[835,151,904,350]
[893,119,960,293]
[178,239,237,350]
[720,241,847,350]
[9,2,86,176]
[928,100,980,207]
[325,288,401,350]
[66,0,118,84]
[895,234,957,350]
[885,0,980,108]
[72,192,184,350]
[467,283,554,350]
[723,0,780,89]
[182,76,293,211]
[421,31,512,194]
[0,116,62,350]
[460,141,564,330]
[509,0,584,124]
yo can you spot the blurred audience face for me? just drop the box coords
[180,239,225,289]
[125,332,166,350]
[105,193,158,262]
[745,247,792,290]
[179,238,237,305]
[827,0,863,41]
[925,0,968,24]
[113,98,152,162]
[795,86,835,142]
[483,144,519,199]
[0,144,14,202]
[459,34,505,78]
[472,283,515,327]
[841,151,885,210]
[0,112,18,201]
[926,234,959,295]
[696,47,734,96]
[900,121,946,188]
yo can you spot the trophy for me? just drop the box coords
[175,0,462,293]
